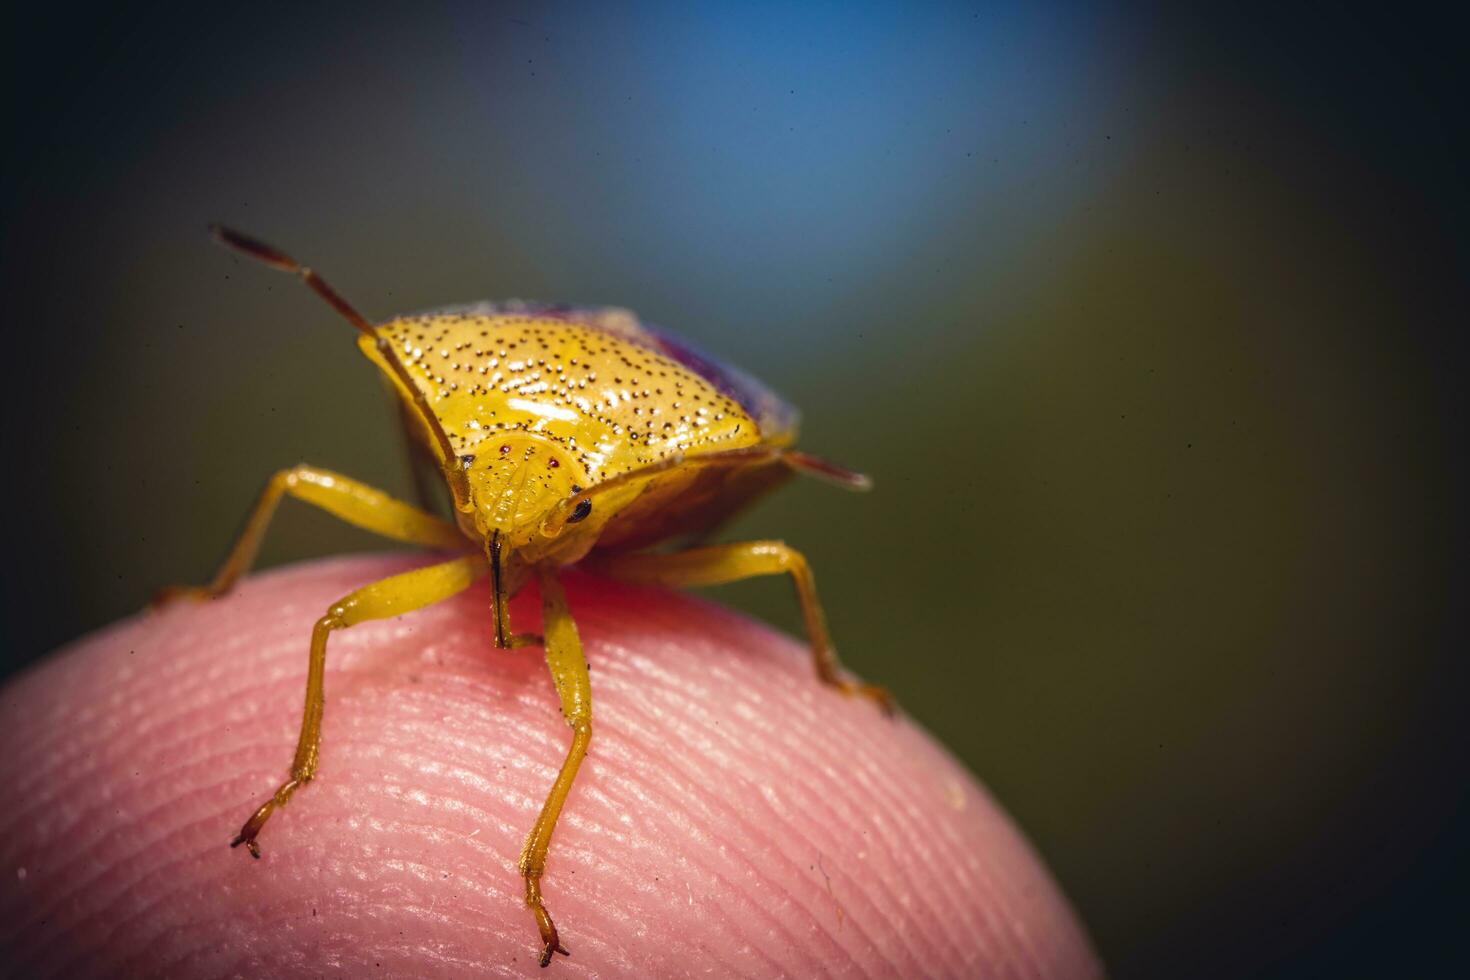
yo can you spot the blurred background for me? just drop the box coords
[2,2,1464,976]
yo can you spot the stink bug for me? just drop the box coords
[156,227,892,967]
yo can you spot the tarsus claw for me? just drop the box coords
[538,940,570,968]
[229,833,262,858]
[840,679,896,717]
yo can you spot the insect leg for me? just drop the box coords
[591,542,893,713]
[156,464,468,605]
[230,553,487,856]
[518,567,591,967]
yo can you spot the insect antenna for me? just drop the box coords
[780,450,873,491]
[209,225,471,506]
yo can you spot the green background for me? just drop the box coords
[2,4,1464,976]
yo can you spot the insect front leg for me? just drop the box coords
[519,567,592,967]
[590,541,894,713]
[231,554,487,856]
[156,464,468,606]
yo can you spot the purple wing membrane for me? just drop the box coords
[640,323,800,446]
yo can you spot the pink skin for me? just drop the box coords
[0,555,1100,978]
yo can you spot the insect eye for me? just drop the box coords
[566,499,593,524]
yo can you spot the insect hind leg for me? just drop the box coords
[590,541,894,713]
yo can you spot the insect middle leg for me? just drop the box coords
[231,553,487,856]
[519,567,592,967]
[156,464,468,604]
[590,541,893,713]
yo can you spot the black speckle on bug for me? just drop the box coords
[567,499,593,524]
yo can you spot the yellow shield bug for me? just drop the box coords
[157,226,893,967]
